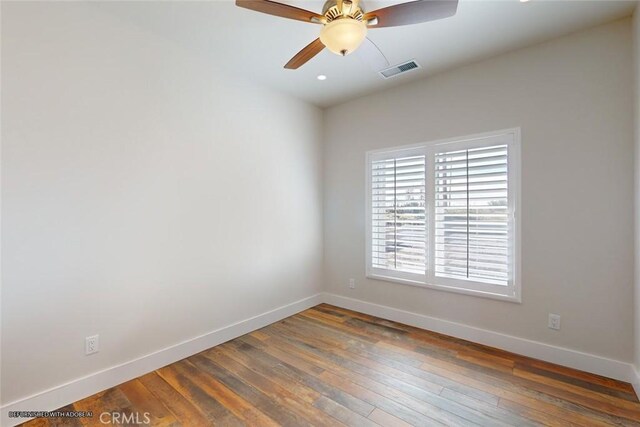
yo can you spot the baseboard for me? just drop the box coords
[0,293,323,427]
[632,366,640,398]
[322,293,637,385]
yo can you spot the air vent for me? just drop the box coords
[379,60,421,79]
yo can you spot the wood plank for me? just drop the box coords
[374,331,635,425]
[316,370,451,427]
[275,363,376,418]
[268,320,447,397]
[20,419,49,427]
[418,358,633,426]
[514,361,639,402]
[260,328,499,426]
[238,334,325,376]
[363,348,498,406]
[118,379,178,426]
[438,387,537,427]
[156,363,242,425]
[200,345,348,426]
[71,388,134,426]
[213,343,322,404]
[314,304,382,323]
[340,334,503,406]
[300,308,348,324]
[249,330,270,341]
[497,398,582,427]
[188,353,309,427]
[138,371,211,426]
[239,330,440,426]
[250,328,454,425]
[181,358,279,427]
[520,358,637,396]
[367,408,414,427]
[512,367,640,420]
[312,395,378,426]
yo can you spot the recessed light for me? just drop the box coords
[519,0,530,2]
[317,74,327,81]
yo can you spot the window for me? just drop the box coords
[366,129,520,302]
[370,150,426,282]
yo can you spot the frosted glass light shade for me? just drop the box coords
[319,19,367,56]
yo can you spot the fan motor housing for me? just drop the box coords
[322,0,365,22]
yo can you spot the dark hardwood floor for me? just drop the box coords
[20,304,640,426]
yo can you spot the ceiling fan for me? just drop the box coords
[236,0,459,70]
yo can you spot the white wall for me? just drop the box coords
[1,2,323,405]
[324,18,634,362]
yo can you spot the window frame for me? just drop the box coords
[365,128,521,303]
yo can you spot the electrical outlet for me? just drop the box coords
[548,314,561,331]
[85,335,99,355]
[349,278,355,289]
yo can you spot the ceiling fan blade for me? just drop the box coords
[284,38,325,69]
[355,37,389,71]
[364,0,458,28]
[236,0,324,24]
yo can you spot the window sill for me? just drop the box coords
[366,273,522,304]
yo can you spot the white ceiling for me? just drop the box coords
[95,0,636,107]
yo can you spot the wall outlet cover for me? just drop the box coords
[548,314,561,331]
[85,335,99,355]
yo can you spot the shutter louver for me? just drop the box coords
[434,145,509,286]
[371,155,426,275]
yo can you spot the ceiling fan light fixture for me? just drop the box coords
[320,18,367,56]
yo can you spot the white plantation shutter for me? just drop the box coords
[370,153,426,277]
[367,129,519,301]
[434,145,509,286]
